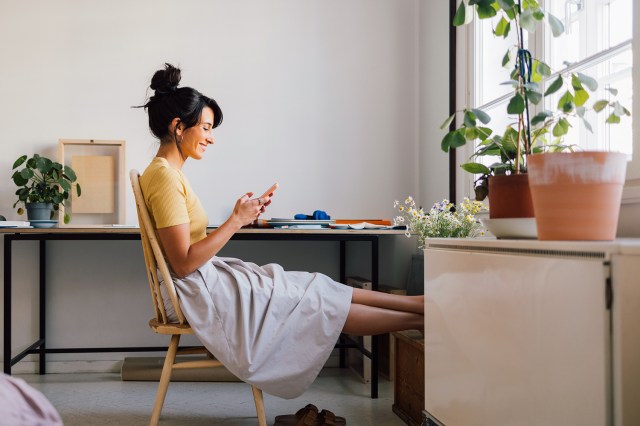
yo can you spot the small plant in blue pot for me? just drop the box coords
[11,154,82,224]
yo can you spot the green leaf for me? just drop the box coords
[557,90,574,113]
[440,113,456,130]
[63,166,77,181]
[605,87,618,96]
[613,101,626,117]
[606,113,621,124]
[465,127,478,141]
[520,8,536,32]
[581,117,593,133]
[577,72,598,91]
[471,108,491,124]
[495,17,510,37]
[536,60,552,77]
[64,213,71,224]
[571,74,584,91]
[544,75,563,96]
[12,155,27,169]
[35,156,48,173]
[533,8,544,20]
[461,162,491,175]
[576,106,586,118]
[20,168,34,180]
[552,118,570,137]
[12,172,28,186]
[501,49,511,67]
[547,12,564,37]
[593,100,609,112]
[500,79,519,87]
[531,110,552,126]
[507,93,525,114]
[502,127,519,154]
[476,126,493,141]
[450,129,468,148]
[526,89,542,105]
[496,0,515,9]
[574,89,589,107]
[505,4,516,19]
[463,110,477,128]
[76,183,82,197]
[475,0,498,19]
[58,179,71,192]
[441,130,467,152]
[453,1,467,26]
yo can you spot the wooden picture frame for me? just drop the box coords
[58,139,126,226]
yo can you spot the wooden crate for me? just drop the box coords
[392,330,425,426]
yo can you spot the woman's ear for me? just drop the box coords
[170,118,183,136]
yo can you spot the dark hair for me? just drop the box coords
[136,63,223,142]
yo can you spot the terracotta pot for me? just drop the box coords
[527,151,627,241]
[488,174,534,219]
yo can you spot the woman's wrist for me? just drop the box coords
[223,215,244,232]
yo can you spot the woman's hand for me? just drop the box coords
[158,192,271,278]
[231,192,269,227]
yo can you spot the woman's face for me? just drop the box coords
[179,106,215,160]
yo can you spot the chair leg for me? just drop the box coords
[150,334,180,426]
[251,385,267,426]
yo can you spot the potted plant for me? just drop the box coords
[11,154,82,224]
[393,196,486,249]
[441,0,630,225]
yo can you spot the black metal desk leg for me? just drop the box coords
[371,236,379,399]
[39,240,46,374]
[4,236,12,374]
[339,240,346,369]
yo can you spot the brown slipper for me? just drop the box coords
[296,409,318,426]
[274,404,319,426]
[316,409,346,425]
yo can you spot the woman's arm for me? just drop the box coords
[157,192,267,278]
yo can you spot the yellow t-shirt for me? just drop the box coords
[139,157,208,245]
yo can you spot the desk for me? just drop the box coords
[2,227,405,398]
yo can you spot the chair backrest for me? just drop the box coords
[130,169,187,325]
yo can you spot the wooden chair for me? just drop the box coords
[129,170,267,426]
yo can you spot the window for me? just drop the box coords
[544,0,633,155]
[460,0,634,197]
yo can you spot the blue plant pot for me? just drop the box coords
[25,203,54,221]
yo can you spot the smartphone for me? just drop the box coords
[259,182,279,199]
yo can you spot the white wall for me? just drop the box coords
[0,0,419,223]
[0,0,450,369]
[419,0,451,207]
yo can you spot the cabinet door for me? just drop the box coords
[424,249,610,426]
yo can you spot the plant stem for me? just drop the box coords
[515,1,532,171]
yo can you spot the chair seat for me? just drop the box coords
[149,318,195,335]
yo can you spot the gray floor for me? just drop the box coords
[22,368,405,426]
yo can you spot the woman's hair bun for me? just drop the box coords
[150,63,181,94]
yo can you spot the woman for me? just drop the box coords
[138,63,423,399]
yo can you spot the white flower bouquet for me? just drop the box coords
[393,197,486,249]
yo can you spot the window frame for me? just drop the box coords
[455,0,637,202]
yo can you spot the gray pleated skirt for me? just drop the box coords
[160,257,353,399]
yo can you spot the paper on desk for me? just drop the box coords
[0,221,30,227]
[331,222,390,230]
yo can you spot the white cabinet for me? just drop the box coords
[423,239,640,426]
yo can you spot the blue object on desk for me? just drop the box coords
[294,210,330,220]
